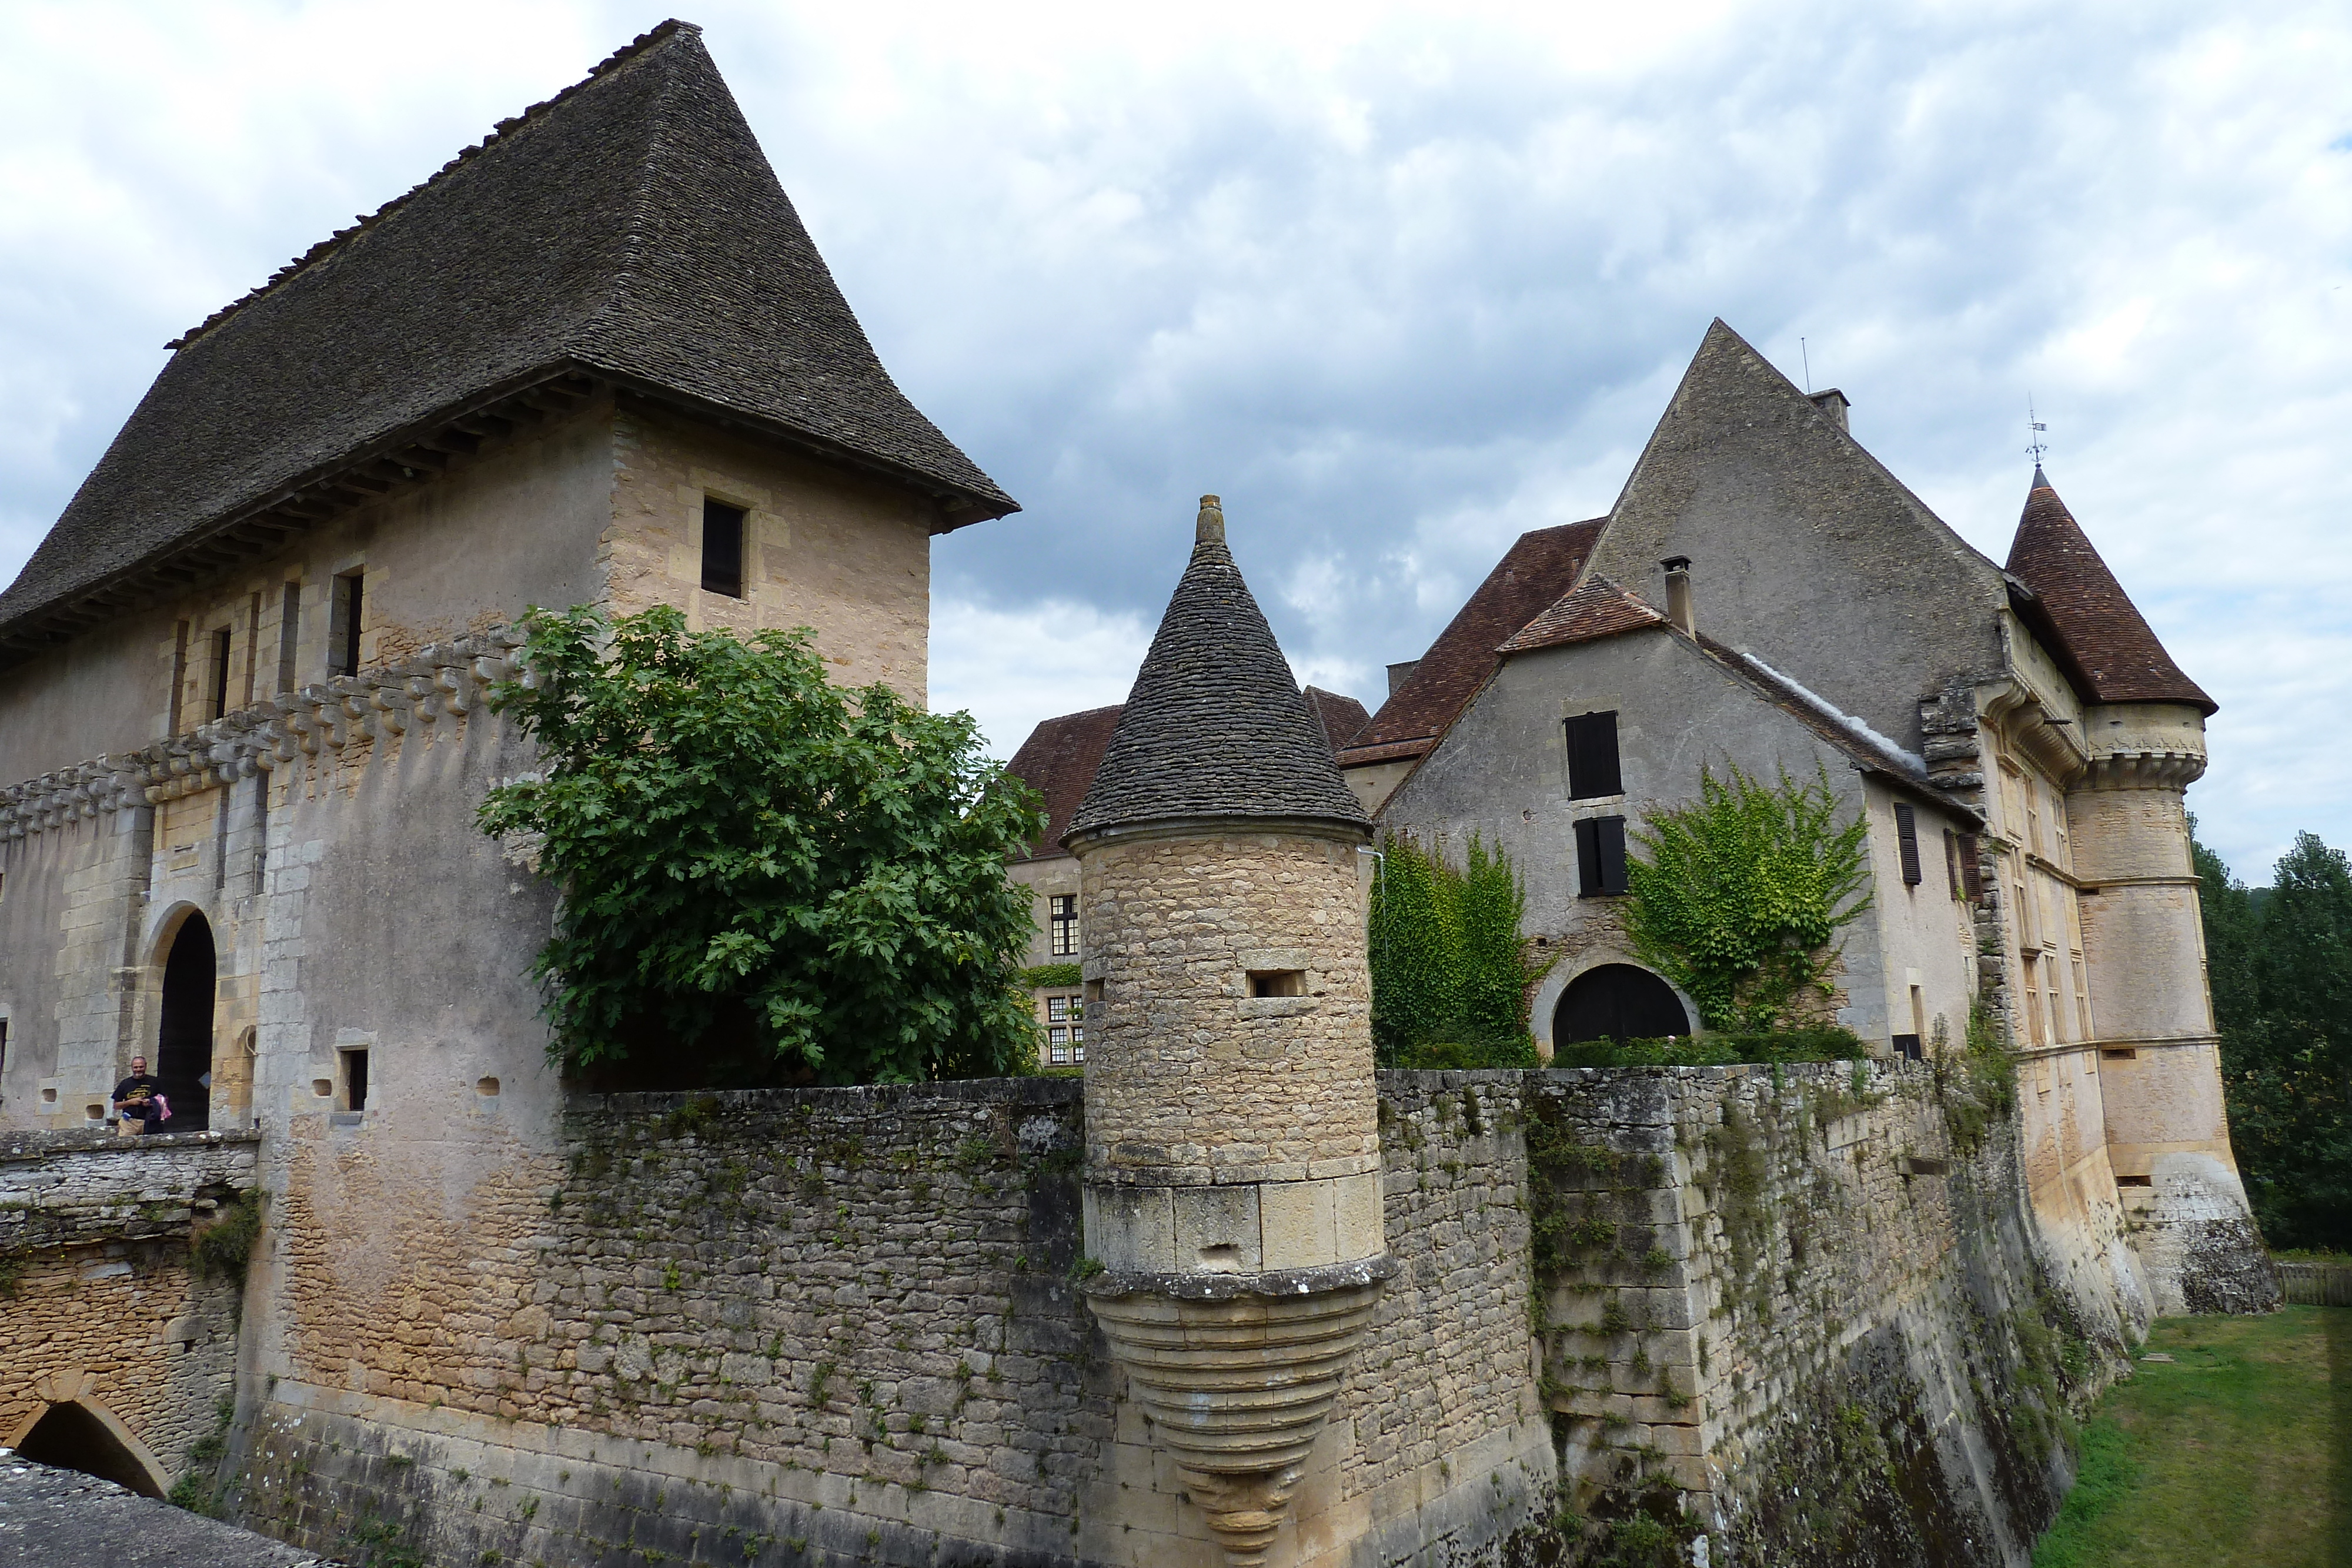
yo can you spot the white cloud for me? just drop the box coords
[5,0,2350,880]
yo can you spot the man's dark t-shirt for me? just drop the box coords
[113,1074,164,1126]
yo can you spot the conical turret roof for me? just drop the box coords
[0,20,1013,656]
[2005,472,2214,713]
[1067,499,1370,841]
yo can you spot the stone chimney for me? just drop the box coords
[1810,387,1850,433]
[1063,496,1392,1568]
[1662,556,1696,637]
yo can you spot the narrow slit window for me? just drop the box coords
[701,499,747,598]
[209,627,233,721]
[1956,833,1983,900]
[169,620,190,733]
[1563,711,1622,800]
[330,571,365,676]
[1894,802,1923,885]
[339,1048,369,1114]
[278,582,302,694]
[1943,828,1962,900]
[1575,815,1629,897]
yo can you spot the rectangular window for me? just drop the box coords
[330,571,365,676]
[1048,1027,1071,1066]
[1894,802,1922,885]
[1890,1034,1923,1061]
[1564,711,1623,800]
[1575,815,1629,897]
[278,582,302,694]
[1956,833,1983,900]
[208,626,233,721]
[339,1047,369,1113]
[1049,894,1078,958]
[2020,955,2046,1047]
[1072,1024,1084,1064]
[701,499,746,598]
[169,619,190,733]
[1944,829,1962,900]
[1248,970,1305,998]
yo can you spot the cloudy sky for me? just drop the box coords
[2,1,2347,883]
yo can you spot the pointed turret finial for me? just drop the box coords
[1197,494,1225,547]
[2032,463,2049,489]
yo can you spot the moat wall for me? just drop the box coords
[201,1067,2126,1568]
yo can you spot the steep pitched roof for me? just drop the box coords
[1338,517,1605,767]
[1005,704,1125,862]
[2004,469,2214,714]
[0,21,1013,654]
[1067,500,1369,841]
[1304,686,1372,752]
[1497,572,1666,652]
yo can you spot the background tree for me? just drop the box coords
[1623,764,1872,1031]
[479,604,1044,1086]
[2197,824,2352,1252]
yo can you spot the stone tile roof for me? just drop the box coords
[1337,517,1605,767]
[1066,501,1369,841]
[1005,703,1125,862]
[1495,572,1666,652]
[0,21,1014,652]
[1010,688,1370,861]
[2004,470,2215,714]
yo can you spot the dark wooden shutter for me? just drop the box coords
[1564,711,1622,800]
[1956,833,1983,899]
[1943,830,1962,899]
[1895,803,1922,885]
[1575,818,1602,897]
[702,499,746,597]
[1596,815,1629,894]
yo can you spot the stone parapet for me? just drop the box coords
[0,1129,260,1254]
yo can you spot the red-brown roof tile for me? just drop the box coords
[1496,572,1666,653]
[2004,470,2214,714]
[1004,704,1124,862]
[1304,686,1372,752]
[1338,518,1605,765]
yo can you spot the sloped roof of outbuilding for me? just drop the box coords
[1338,517,1605,767]
[1005,704,1125,862]
[1304,686,1372,753]
[0,20,1014,652]
[1067,504,1369,841]
[1496,572,1666,652]
[2004,469,2214,714]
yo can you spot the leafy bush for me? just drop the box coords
[479,604,1044,1085]
[1624,764,1871,1031]
[1550,1027,1867,1069]
[1020,963,1082,989]
[192,1189,263,1288]
[1369,834,1551,1067]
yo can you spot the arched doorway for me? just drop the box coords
[8,1399,169,1497]
[156,912,216,1134]
[1553,963,1692,1045]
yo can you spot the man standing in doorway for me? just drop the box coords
[112,1055,167,1135]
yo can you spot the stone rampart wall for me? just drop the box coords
[217,1066,2122,1568]
[0,1129,259,1484]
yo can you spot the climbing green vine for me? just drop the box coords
[1369,834,1551,1066]
[1623,764,1872,1031]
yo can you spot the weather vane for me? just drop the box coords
[2027,396,2049,466]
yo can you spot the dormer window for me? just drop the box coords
[701,499,746,598]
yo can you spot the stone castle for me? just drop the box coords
[0,18,2273,1568]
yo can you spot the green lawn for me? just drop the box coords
[2032,1305,2351,1567]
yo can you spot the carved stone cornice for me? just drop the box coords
[2080,750,2206,791]
[0,627,526,841]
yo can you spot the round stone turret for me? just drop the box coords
[1065,496,1391,1567]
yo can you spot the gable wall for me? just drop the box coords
[1584,333,2008,751]
[1376,629,1975,1054]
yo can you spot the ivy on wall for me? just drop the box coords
[1623,764,1872,1032]
[1369,834,1551,1067]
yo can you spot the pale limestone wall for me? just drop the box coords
[1856,774,1977,1051]
[222,1078,1549,1568]
[605,406,937,701]
[1078,828,1378,1186]
[1008,853,1079,969]
[0,1131,258,1485]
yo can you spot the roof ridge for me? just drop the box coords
[165,20,700,351]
